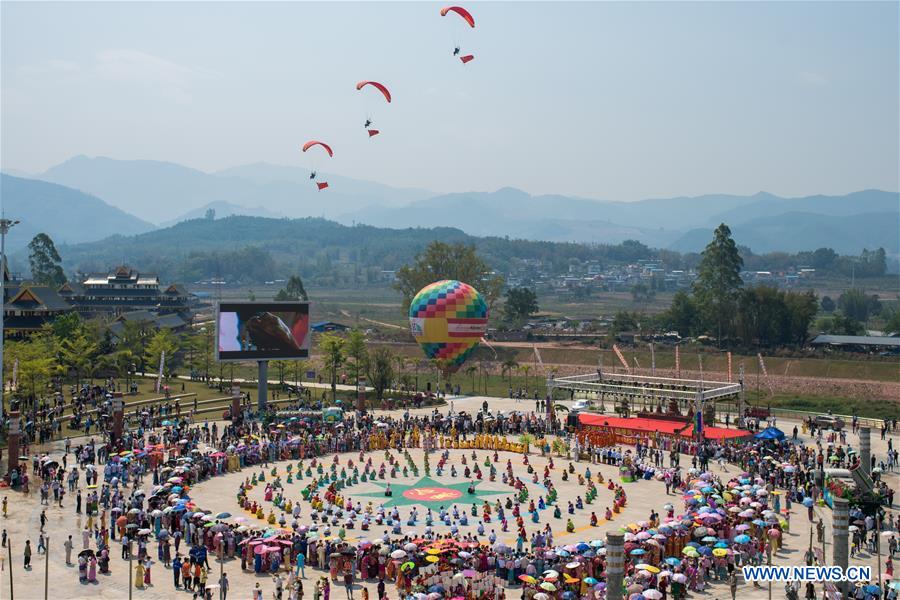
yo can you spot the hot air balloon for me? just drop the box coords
[409,280,488,373]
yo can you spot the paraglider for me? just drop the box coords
[409,280,488,373]
[441,6,475,63]
[301,140,333,190]
[356,80,391,137]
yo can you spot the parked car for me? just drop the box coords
[814,415,845,430]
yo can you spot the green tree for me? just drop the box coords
[838,289,881,323]
[610,310,640,335]
[28,233,66,286]
[143,329,180,379]
[693,223,744,343]
[368,347,395,403]
[883,310,900,335]
[318,332,346,402]
[501,359,519,385]
[783,289,819,347]
[50,312,82,341]
[503,287,539,324]
[394,241,504,312]
[274,275,309,301]
[820,296,835,313]
[465,365,478,393]
[345,328,369,384]
[659,290,698,337]
[60,331,99,385]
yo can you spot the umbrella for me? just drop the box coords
[664,557,681,566]
[519,575,537,584]
[734,534,751,544]
[643,591,663,600]
[713,548,729,557]
[565,561,581,569]
[539,583,557,592]
[400,562,416,571]
[802,497,814,508]
[391,550,407,559]
[137,528,151,536]
[216,512,232,519]
[425,556,439,563]
[636,564,659,573]
[543,570,559,579]
[462,569,476,578]
[78,549,95,558]
[672,573,687,583]
[533,595,549,600]
[583,577,598,585]
[629,549,645,556]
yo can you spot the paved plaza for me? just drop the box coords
[1,395,895,599]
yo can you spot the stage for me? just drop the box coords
[578,413,751,441]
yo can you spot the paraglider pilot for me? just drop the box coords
[453,46,460,56]
[364,119,372,128]
[309,171,316,180]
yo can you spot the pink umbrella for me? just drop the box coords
[462,569,476,577]
[254,545,267,555]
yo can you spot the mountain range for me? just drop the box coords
[0,173,154,255]
[3,155,897,256]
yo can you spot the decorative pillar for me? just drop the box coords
[111,397,124,447]
[257,360,268,413]
[859,427,871,478]
[356,376,366,412]
[6,410,19,478]
[606,531,625,600]
[832,497,850,598]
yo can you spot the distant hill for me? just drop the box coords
[36,156,433,224]
[159,201,286,228]
[350,187,899,253]
[57,215,656,283]
[668,211,900,255]
[29,155,899,255]
[0,174,154,254]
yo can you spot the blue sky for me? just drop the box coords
[2,1,897,200]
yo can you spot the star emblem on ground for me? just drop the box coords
[355,476,508,510]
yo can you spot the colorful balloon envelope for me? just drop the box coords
[409,279,488,373]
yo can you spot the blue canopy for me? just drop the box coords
[754,427,785,441]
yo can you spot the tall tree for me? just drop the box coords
[503,287,539,324]
[394,241,504,312]
[318,332,346,402]
[692,224,744,343]
[28,233,66,286]
[143,329,180,379]
[345,328,369,384]
[60,331,99,385]
[659,290,698,337]
[367,347,395,403]
[838,289,881,323]
[274,275,309,301]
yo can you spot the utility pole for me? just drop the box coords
[43,536,48,600]
[0,217,21,423]
[7,537,13,600]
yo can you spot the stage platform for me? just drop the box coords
[578,413,751,441]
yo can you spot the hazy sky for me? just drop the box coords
[2,1,898,200]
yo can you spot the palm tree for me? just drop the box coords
[465,365,477,394]
[501,360,519,386]
[521,364,532,393]
[393,355,407,394]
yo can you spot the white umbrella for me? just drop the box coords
[391,550,407,559]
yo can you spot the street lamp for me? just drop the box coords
[0,217,20,422]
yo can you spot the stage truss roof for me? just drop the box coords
[549,371,742,402]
